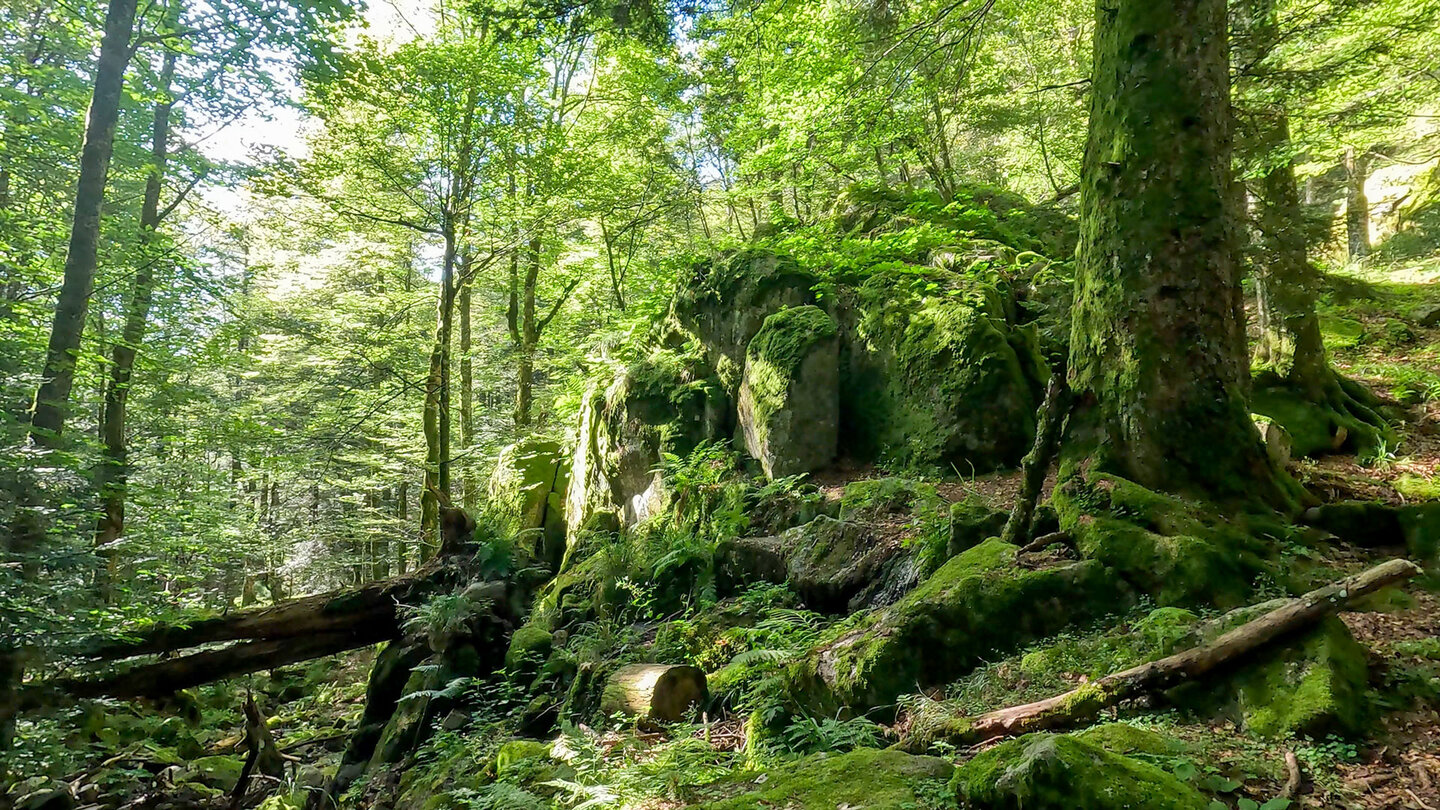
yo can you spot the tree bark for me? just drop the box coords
[95,47,178,596]
[1067,0,1290,507]
[1345,146,1371,260]
[29,0,139,446]
[421,225,458,558]
[915,558,1419,746]
[459,273,476,511]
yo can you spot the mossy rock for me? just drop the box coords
[783,538,1126,716]
[1052,472,1268,607]
[504,623,554,679]
[948,495,1008,555]
[1303,500,1405,547]
[837,477,937,520]
[669,249,820,386]
[494,740,569,782]
[952,733,1208,810]
[566,348,728,535]
[488,437,568,565]
[717,515,918,613]
[1173,608,1371,738]
[1075,723,1191,758]
[737,305,840,479]
[177,756,245,792]
[685,748,952,809]
[1400,503,1440,571]
[840,266,1047,472]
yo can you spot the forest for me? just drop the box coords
[4,0,1440,807]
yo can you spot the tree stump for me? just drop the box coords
[600,664,707,725]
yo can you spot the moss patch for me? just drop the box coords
[952,733,1207,810]
[687,748,952,809]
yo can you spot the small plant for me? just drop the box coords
[780,713,884,753]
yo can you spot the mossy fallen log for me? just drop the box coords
[599,664,707,725]
[909,557,1420,747]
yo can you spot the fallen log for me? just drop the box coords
[600,664,708,726]
[20,628,393,710]
[907,558,1421,748]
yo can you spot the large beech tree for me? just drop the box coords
[1066,0,1293,507]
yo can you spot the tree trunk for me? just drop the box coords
[514,235,541,428]
[421,226,458,558]
[459,274,476,511]
[1345,146,1370,260]
[1067,0,1289,507]
[397,480,409,575]
[95,48,178,597]
[28,0,139,446]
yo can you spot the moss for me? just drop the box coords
[952,733,1207,810]
[783,538,1126,715]
[1400,503,1440,574]
[1305,500,1404,547]
[1076,723,1191,758]
[841,265,1047,472]
[838,477,937,519]
[948,495,1008,555]
[1396,474,1440,502]
[1249,378,1388,459]
[504,624,554,679]
[688,748,952,809]
[739,305,840,479]
[1052,472,1268,607]
[1171,612,1371,738]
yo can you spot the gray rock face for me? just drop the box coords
[488,437,568,566]
[737,306,840,480]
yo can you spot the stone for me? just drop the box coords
[737,306,840,479]
[488,437,568,565]
[782,538,1124,716]
[952,733,1208,810]
[717,515,914,612]
[1303,500,1405,547]
[1253,415,1293,468]
[15,788,74,810]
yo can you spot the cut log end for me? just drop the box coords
[600,664,707,725]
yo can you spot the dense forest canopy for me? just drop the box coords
[4,0,1440,807]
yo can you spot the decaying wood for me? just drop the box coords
[1282,750,1303,800]
[230,694,286,810]
[1001,374,1071,547]
[600,664,708,725]
[914,558,1420,747]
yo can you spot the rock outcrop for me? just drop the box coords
[736,306,839,479]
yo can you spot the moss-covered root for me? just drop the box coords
[952,732,1209,810]
[782,538,1126,717]
[688,748,953,809]
[1250,370,1397,461]
[1051,471,1272,607]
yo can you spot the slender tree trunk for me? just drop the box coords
[420,225,457,558]
[511,235,541,428]
[396,480,409,575]
[28,0,139,446]
[1344,146,1371,260]
[459,273,476,511]
[1067,0,1289,506]
[94,48,177,596]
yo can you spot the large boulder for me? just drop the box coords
[952,733,1208,810]
[839,266,1048,471]
[488,437,568,566]
[783,538,1125,716]
[686,748,953,809]
[668,249,820,393]
[737,306,839,479]
[566,348,728,536]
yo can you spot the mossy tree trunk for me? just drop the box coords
[459,263,477,512]
[1345,146,1371,260]
[421,223,457,559]
[1067,0,1292,507]
[1239,0,1391,458]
